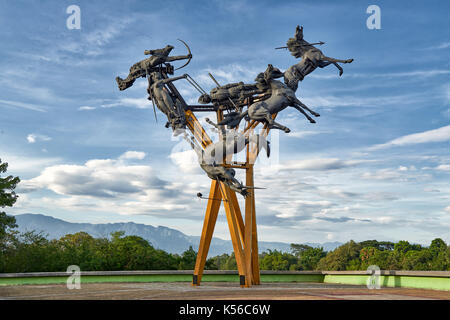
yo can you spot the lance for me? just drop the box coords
[196,192,223,202]
[146,69,158,122]
[275,41,325,49]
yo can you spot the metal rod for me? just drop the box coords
[186,77,204,95]
[208,72,221,87]
[186,74,207,95]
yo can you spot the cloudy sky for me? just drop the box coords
[1,0,449,245]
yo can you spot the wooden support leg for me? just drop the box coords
[192,180,222,286]
[220,183,250,287]
[244,165,254,287]
[251,193,261,285]
[228,191,245,248]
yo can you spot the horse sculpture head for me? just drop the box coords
[294,25,304,41]
[263,64,284,83]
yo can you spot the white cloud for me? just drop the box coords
[169,150,202,174]
[369,125,450,150]
[361,169,402,181]
[372,216,394,224]
[275,158,366,171]
[1,153,61,175]
[423,187,440,193]
[21,152,191,215]
[0,99,47,112]
[119,151,146,160]
[60,17,135,57]
[26,135,36,143]
[101,97,151,109]
[436,164,450,171]
[26,134,52,144]
[361,168,431,182]
[196,63,263,86]
[286,131,331,139]
[398,165,416,172]
[445,206,450,213]
[273,200,332,218]
[425,42,450,50]
[78,106,96,111]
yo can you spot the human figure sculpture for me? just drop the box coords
[284,25,354,91]
[116,44,192,91]
[218,64,320,133]
[204,118,270,162]
[184,134,250,197]
[198,81,268,105]
[148,72,188,132]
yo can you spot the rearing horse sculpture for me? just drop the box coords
[218,64,320,133]
[284,25,354,91]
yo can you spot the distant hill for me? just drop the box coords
[14,214,342,256]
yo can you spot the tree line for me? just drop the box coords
[0,219,448,273]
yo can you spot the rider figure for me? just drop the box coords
[116,45,192,91]
[148,72,188,132]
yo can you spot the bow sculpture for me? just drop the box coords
[175,38,192,70]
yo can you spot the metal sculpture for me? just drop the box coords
[218,64,320,132]
[116,40,192,91]
[184,133,251,197]
[148,72,188,132]
[115,26,353,287]
[283,25,354,91]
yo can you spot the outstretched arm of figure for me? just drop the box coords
[166,54,192,62]
[160,74,188,85]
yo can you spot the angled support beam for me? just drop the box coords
[220,183,250,287]
[228,191,245,248]
[192,180,222,286]
[244,164,255,286]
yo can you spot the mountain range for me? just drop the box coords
[14,214,342,256]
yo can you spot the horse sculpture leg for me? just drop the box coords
[293,99,320,117]
[322,56,354,64]
[317,60,344,76]
[292,105,316,123]
[264,114,291,133]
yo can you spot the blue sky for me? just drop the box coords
[1,0,449,245]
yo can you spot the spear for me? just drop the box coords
[146,70,158,122]
[275,41,325,49]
